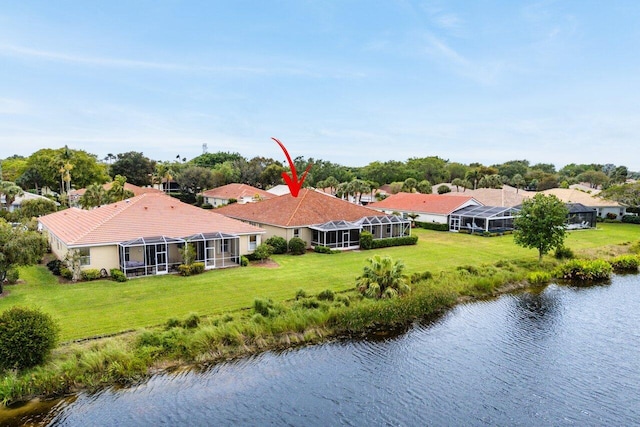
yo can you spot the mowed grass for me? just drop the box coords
[2,223,639,342]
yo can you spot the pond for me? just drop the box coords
[4,274,640,426]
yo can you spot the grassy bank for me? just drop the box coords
[0,223,639,405]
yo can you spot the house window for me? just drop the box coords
[79,247,90,266]
[293,229,300,238]
[249,235,257,250]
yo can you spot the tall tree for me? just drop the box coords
[176,166,216,194]
[514,194,568,262]
[80,184,109,209]
[107,175,134,202]
[0,181,24,209]
[110,152,156,186]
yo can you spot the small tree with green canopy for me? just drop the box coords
[0,219,48,294]
[514,193,568,262]
[356,255,410,299]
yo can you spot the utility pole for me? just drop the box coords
[202,143,208,154]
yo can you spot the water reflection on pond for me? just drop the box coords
[4,275,640,426]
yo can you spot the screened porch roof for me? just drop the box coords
[356,215,409,226]
[452,205,520,219]
[309,220,360,231]
[185,232,238,241]
[118,235,185,247]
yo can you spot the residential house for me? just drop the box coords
[540,188,626,220]
[202,183,274,207]
[1,191,59,212]
[216,188,410,250]
[39,193,264,278]
[368,192,481,224]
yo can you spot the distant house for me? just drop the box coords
[201,183,274,207]
[441,185,533,207]
[39,193,264,278]
[368,193,481,224]
[449,205,521,233]
[265,184,291,196]
[69,182,164,207]
[216,188,410,250]
[540,188,626,220]
[1,192,59,212]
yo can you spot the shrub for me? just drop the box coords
[554,245,575,260]
[370,235,418,249]
[178,264,192,276]
[313,245,332,254]
[110,268,127,282]
[622,215,640,224]
[630,241,640,254]
[457,265,479,275]
[410,271,432,284]
[201,203,213,210]
[5,268,19,285]
[437,185,451,194]
[359,231,373,249]
[253,298,279,317]
[60,267,73,280]
[183,313,200,329]
[555,259,612,281]
[81,269,102,281]
[609,255,640,272]
[288,237,306,255]
[253,243,274,262]
[317,289,335,301]
[240,256,249,267]
[178,262,205,276]
[415,222,449,232]
[190,262,205,275]
[528,271,552,285]
[165,318,181,329]
[606,212,618,220]
[46,259,63,276]
[265,236,288,254]
[295,288,307,300]
[0,307,59,371]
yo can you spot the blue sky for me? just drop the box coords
[1,1,639,170]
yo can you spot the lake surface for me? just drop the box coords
[5,274,640,426]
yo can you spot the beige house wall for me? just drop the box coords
[86,245,120,271]
[250,223,312,248]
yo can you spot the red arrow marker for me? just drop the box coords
[272,137,312,197]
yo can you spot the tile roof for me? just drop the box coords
[39,193,263,246]
[215,188,387,227]
[71,182,164,197]
[539,188,622,207]
[201,183,274,201]
[368,192,478,214]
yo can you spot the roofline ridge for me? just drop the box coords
[285,188,308,226]
[70,193,146,244]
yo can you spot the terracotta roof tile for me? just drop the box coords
[201,183,274,201]
[215,189,386,227]
[368,192,478,214]
[39,193,263,246]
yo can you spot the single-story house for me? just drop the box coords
[540,188,626,220]
[441,185,534,207]
[449,205,521,233]
[39,193,265,278]
[1,191,59,212]
[215,188,411,250]
[69,182,164,207]
[201,183,274,207]
[368,192,481,224]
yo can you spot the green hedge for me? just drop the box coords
[313,245,339,254]
[555,259,612,281]
[622,215,640,224]
[415,221,449,231]
[370,235,419,249]
[178,262,206,276]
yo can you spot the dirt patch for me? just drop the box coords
[250,259,280,268]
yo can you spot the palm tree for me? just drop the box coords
[80,184,108,209]
[511,174,526,193]
[451,178,465,192]
[356,255,410,299]
[0,181,24,209]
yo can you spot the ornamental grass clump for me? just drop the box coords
[555,259,612,282]
[356,255,410,299]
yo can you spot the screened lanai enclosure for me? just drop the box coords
[565,203,596,229]
[449,205,520,233]
[310,215,411,249]
[119,233,240,277]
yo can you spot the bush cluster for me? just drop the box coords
[622,215,640,224]
[240,256,249,267]
[81,269,102,281]
[0,307,59,372]
[110,269,127,282]
[609,255,640,272]
[359,231,374,249]
[313,245,339,254]
[370,235,419,249]
[5,269,19,284]
[265,236,288,254]
[46,259,63,276]
[554,246,575,260]
[415,222,450,232]
[410,271,432,284]
[60,268,73,280]
[555,259,612,281]
[317,289,335,301]
[178,262,205,276]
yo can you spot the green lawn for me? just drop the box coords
[2,223,639,342]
